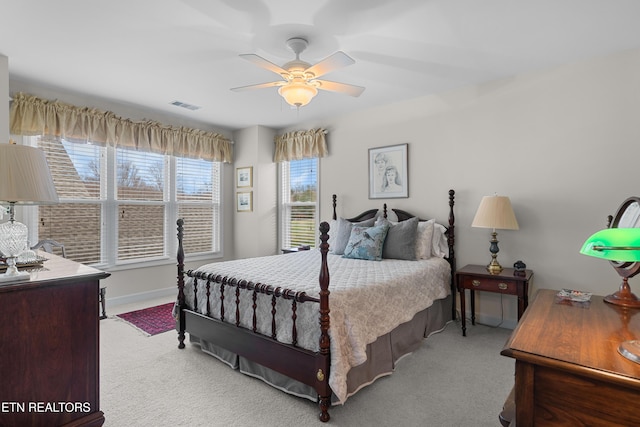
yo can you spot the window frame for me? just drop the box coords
[278,158,320,251]
[18,135,223,270]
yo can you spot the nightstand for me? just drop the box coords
[455,264,533,336]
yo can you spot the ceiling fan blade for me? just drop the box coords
[239,54,289,77]
[305,51,355,78]
[230,81,285,92]
[314,80,365,97]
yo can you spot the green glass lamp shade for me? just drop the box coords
[580,228,640,261]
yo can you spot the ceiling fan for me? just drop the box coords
[231,37,365,107]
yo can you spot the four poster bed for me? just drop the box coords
[175,189,456,422]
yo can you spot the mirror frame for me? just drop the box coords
[609,196,640,278]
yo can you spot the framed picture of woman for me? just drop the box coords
[368,143,408,199]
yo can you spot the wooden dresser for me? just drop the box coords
[0,252,109,427]
[501,289,640,426]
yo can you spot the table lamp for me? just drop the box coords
[580,227,640,307]
[580,227,640,363]
[472,195,519,274]
[0,142,59,282]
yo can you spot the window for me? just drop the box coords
[279,158,319,249]
[26,135,221,267]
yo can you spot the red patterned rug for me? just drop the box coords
[115,302,176,336]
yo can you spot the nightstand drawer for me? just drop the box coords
[461,276,517,294]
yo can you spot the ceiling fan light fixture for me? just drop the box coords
[278,82,318,107]
[232,36,363,105]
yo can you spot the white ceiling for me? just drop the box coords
[2,0,640,132]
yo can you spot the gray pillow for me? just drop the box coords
[331,217,376,255]
[379,216,419,260]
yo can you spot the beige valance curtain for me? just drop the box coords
[274,128,328,162]
[9,93,233,163]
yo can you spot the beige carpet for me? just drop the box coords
[102,297,514,426]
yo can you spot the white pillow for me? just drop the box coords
[432,223,449,258]
[415,219,435,259]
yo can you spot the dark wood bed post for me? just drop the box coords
[447,189,456,321]
[177,218,186,349]
[317,221,332,422]
[332,194,337,220]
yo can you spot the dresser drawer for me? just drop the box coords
[460,276,518,294]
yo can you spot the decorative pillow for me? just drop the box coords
[326,219,338,249]
[376,216,419,260]
[331,216,376,255]
[342,223,390,261]
[415,219,435,259]
[432,223,449,258]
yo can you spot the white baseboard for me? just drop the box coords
[106,287,176,308]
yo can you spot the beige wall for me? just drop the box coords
[232,125,278,258]
[284,48,640,327]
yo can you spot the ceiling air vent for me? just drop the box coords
[170,100,201,111]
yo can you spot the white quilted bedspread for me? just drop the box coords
[183,249,450,403]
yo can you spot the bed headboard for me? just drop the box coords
[330,190,455,264]
[331,194,379,222]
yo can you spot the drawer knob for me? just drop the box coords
[472,280,481,287]
[498,282,508,290]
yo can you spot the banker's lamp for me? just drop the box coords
[580,227,640,307]
[581,227,640,363]
[0,142,58,282]
[472,195,519,274]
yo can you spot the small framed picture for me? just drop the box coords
[236,166,253,188]
[369,143,408,199]
[237,191,253,212]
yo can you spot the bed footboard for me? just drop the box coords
[176,219,333,422]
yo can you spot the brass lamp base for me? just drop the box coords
[604,278,640,308]
[486,259,503,275]
[486,230,504,275]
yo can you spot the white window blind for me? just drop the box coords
[177,158,220,254]
[280,158,318,249]
[116,148,166,261]
[37,137,104,264]
[26,136,221,267]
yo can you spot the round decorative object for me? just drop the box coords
[514,260,526,271]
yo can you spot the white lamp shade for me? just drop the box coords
[0,143,59,204]
[472,195,519,230]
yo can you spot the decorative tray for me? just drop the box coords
[0,255,48,272]
[556,288,593,302]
